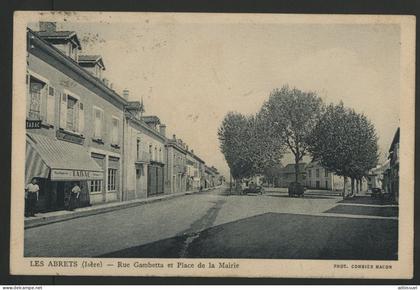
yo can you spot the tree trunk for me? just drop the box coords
[294,156,300,183]
[351,178,355,195]
[356,179,359,194]
[343,176,347,198]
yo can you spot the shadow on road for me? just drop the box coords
[325,205,398,218]
[100,212,398,260]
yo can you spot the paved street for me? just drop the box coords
[25,186,398,259]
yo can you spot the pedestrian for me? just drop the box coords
[25,178,39,217]
[68,182,81,211]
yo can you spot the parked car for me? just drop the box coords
[288,182,305,197]
[371,187,383,198]
[243,182,265,195]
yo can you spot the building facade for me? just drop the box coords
[185,149,204,191]
[26,23,126,212]
[388,128,400,202]
[123,102,167,200]
[276,163,307,187]
[305,161,344,191]
[165,135,187,194]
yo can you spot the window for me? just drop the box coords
[325,169,328,177]
[316,169,320,178]
[154,147,157,161]
[159,148,162,162]
[90,180,102,193]
[136,139,141,160]
[108,168,117,191]
[111,117,119,144]
[66,96,79,132]
[28,78,46,120]
[308,170,312,178]
[93,108,103,138]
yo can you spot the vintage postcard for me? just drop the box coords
[10,11,415,278]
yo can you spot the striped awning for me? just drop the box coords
[26,133,103,183]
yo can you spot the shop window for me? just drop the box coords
[90,180,102,193]
[108,168,117,191]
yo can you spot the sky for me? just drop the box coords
[29,15,401,178]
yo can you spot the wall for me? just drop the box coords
[27,45,124,205]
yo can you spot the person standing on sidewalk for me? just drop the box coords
[25,178,39,217]
[68,182,81,211]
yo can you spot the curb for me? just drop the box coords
[24,188,219,229]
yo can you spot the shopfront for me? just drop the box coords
[25,133,103,212]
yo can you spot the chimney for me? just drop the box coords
[103,78,109,86]
[191,149,194,154]
[39,22,57,32]
[123,89,129,99]
[159,124,166,137]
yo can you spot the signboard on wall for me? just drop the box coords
[26,120,42,129]
[51,169,104,181]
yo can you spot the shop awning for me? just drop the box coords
[26,133,104,183]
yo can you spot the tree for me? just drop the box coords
[307,102,379,196]
[260,85,324,183]
[218,111,284,188]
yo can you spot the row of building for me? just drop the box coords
[25,22,222,213]
[261,128,400,201]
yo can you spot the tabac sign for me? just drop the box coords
[26,120,42,129]
[51,169,104,181]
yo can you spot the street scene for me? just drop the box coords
[25,185,397,259]
[23,18,400,260]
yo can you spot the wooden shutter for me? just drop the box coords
[79,102,84,134]
[40,84,48,121]
[46,86,55,124]
[59,93,67,129]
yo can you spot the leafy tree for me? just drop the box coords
[308,102,379,196]
[260,85,324,183]
[218,112,284,188]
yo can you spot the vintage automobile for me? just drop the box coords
[371,187,384,198]
[288,182,305,197]
[242,182,265,195]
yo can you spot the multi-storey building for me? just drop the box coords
[165,135,187,193]
[25,22,126,212]
[123,101,167,200]
[185,149,204,191]
[305,161,344,191]
[388,127,400,202]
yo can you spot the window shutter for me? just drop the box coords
[46,86,55,124]
[59,93,67,129]
[79,102,84,134]
[40,84,48,121]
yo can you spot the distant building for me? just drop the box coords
[367,160,390,192]
[165,135,187,193]
[305,161,344,191]
[276,163,307,187]
[388,127,400,202]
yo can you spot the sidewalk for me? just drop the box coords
[25,187,217,229]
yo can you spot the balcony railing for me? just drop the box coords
[136,150,151,163]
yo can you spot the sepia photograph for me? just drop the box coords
[10,11,415,278]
